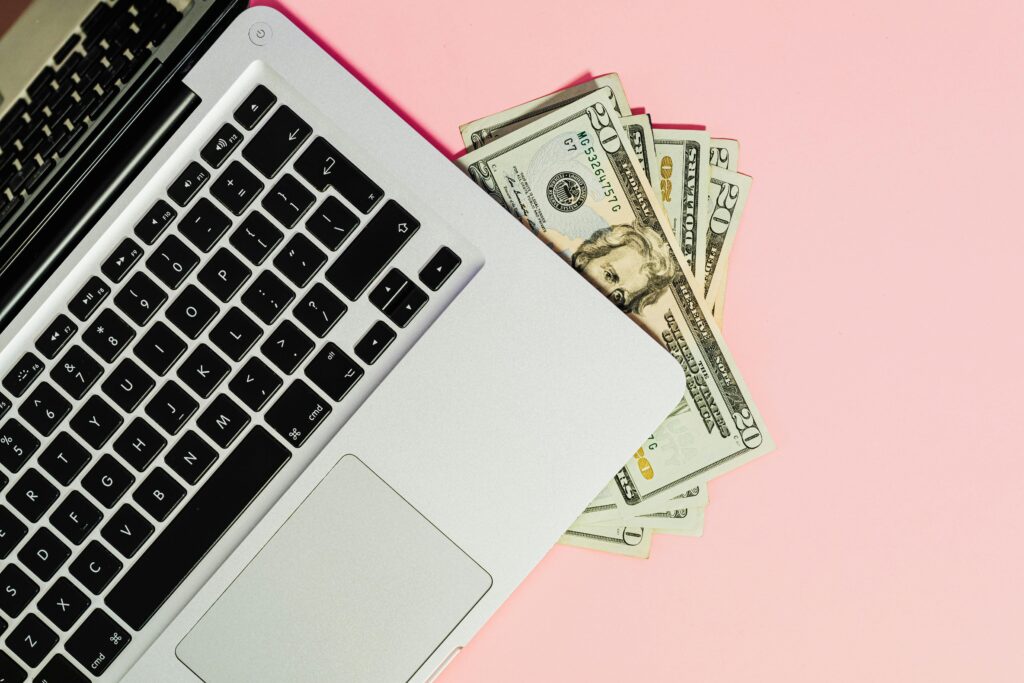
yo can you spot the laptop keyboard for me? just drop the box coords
[0,0,184,227]
[0,83,467,679]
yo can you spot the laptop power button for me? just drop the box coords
[248,22,272,46]
[426,647,462,682]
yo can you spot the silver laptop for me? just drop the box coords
[0,4,683,681]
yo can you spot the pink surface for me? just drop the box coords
[256,1,1024,680]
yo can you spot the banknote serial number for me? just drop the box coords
[563,133,621,211]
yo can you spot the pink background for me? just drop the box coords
[257,1,1024,680]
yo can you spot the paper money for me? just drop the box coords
[710,138,739,171]
[559,524,652,559]
[622,113,657,182]
[700,167,751,303]
[458,88,773,522]
[652,128,711,280]
[459,74,631,151]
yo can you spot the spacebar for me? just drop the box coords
[105,426,290,630]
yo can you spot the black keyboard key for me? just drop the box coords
[133,199,176,244]
[208,307,261,361]
[0,565,37,618]
[294,283,346,338]
[0,420,40,473]
[36,654,88,683]
[18,528,70,581]
[0,506,27,559]
[228,357,281,411]
[81,455,134,509]
[265,380,330,447]
[69,396,122,449]
[261,320,314,375]
[294,137,383,213]
[233,85,276,130]
[230,211,282,265]
[27,67,56,99]
[165,285,218,339]
[146,234,199,289]
[3,353,44,397]
[133,321,186,375]
[369,268,428,328]
[198,248,251,302]
[107,426,289,629]
[306,196,359,250]
[38,433,90,486]
[242,106,311,178]
[197,394,249,448]
[132,467,184,522]
[54,34,82,65]
[200,122,243,168]
[178,197,232,252]
[34,314,77,359]
[0,652,24,682]
[5,613,57,667]
[114,271,167,325]
[167,161,210,207]
[82,308,135,362]
[65,609,131,676]
[305,343,363,401]
[17,382,71,436]
[50,491,102,546]
[50,346,102,400]
[68,276,111,321]
[210,160,263,215]
[326,200,420,299]
[164,430,217,485]
[176,344,229,398]
[38,578,90,633]
[101,504,153,557]
[69,542,122,598]
[273,233,326,288]
[101,358,155,412]
[261,173,314,228]
[100,237,143,283]
[241,270,293,324]
[145,381,197,435]
[112,418,166,471]
[0,393,9,420]
[420,246,462,291]
[354,321,396,365]
[7,469,58,522]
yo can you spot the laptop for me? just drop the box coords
[0,2,683,681]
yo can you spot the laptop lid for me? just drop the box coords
[0,0,247,334]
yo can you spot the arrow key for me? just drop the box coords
[354,320,396,365]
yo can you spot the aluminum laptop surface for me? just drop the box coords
[0,6,684,681]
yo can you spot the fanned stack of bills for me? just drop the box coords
[457,75,772,558]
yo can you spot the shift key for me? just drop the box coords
[265,380,331,447]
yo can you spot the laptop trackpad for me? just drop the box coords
[176,454,492,682]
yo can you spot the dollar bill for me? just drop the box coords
[458,88,773,522]
[651,506,705,537]
[652,128,711,281]
[700,168,751,303]
[621,113,656,182]
[578,478,706,519]
[459,74,631,151]
[710,138,739,171]
[559,524,651,558]
[711,270,727,327]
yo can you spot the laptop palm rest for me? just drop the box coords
[175,454,492,682]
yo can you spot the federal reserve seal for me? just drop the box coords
[546,171,587,212]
